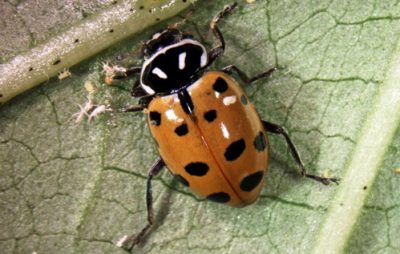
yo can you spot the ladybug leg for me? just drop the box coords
[114,68,143,97]
[104,65,141,85]
[122,104,145,112]
[112,65,142,80]
[208,3,238,65]
[122,96,153,112]
[121,158,165,250]
[262,121,339,185]
[121,80,154,112]
[222,65,276,84]
[130,79,147,98]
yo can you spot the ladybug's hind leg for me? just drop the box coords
[262,121,339,185]
[221,65,276,84]
[120,158,165,250]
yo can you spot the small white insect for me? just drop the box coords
[88,105,113,122]
[102,62,128,85]
[58,68,72,80]
[72,99,96,124]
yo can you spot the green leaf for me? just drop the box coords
[1,1,400,253]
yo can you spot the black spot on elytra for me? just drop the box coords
[175,174,189,187]
[253,131,267,152]
[224,139,246,161]
[53,59,61,65]
[203,110,217,122]
[240,171,264,192]
[207,192,230,203]
[240,94,248,105]
[74,38,79,43]
[0,94,3,98]
[149,111,161,126]
[28,67,33,71]
[184,162,209,176]
[212,77,228,93]
[109,29,114,33]
[175,123,188,136]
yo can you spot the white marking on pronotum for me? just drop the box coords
[179,52,187,70]
[200,51,207,67]
[141,39,208,87]
[223,95,237,106]
[152,67,168,79]
[152,32,161,39]
[220,123,230,139]
[166,109,183,123]
[141,84,155,95]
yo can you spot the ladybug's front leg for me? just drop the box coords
[121,79,154,112]
[121,158,165,250]
[110,65,142,80]
[262,121,339,185]
[103,63,141,85]
[221,65,276,84]
[207,3,238,66]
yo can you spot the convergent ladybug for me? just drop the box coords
[117,3,338,249]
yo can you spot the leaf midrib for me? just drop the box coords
[311,37,400,254]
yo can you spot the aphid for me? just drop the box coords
[84,80,97,94]
[72,99,95,124]
[88,104,112,122]
[58,68,72,80]
[117,3,338,249]
[102,62,128,85]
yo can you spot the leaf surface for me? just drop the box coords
[1,1,400,253]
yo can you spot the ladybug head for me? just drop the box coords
[140,28,209,95]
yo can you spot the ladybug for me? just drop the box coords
[117,3,338,250]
